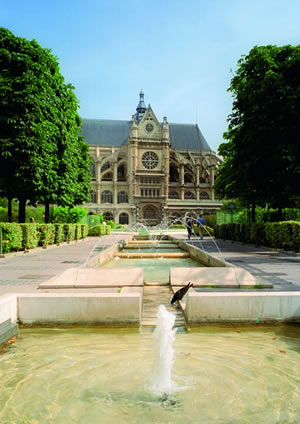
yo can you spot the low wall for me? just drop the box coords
[186,292,300,325]
[0,294,18,344]
[18,292,142,326]
[168,236,230,267]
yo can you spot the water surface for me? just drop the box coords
[1,326,299,423]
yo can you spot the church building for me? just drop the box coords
[81,92,221,226]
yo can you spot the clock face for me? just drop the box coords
[145,123,154,133]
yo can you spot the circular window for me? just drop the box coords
[145,123,154,133]
[142,151,159,170]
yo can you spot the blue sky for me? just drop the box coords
[1,0,299,151]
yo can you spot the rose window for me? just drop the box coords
[141,151,159,170]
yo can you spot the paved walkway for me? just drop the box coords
[180,236,300,291]
[0,232,299,295]
[0,234,132,295]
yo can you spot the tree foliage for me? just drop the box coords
[0,28,91,222]
[215,45,300,217]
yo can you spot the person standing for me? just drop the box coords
[186,215,193,240]
[197,215,206,239]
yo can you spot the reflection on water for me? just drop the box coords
[0,326,299,423]
[101,257,203,282]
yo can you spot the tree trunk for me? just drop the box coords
[7,197,12,222]
[18,198,26,223]
[45,200,50,223]
[278,207,283,221]
[251,203,256,223]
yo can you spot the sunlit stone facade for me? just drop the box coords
[82,92,221,225]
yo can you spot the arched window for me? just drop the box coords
[103,212,113,221]
[184,191,195,199]
[200,192,209,200]
[119,213,129,225]
[169,163,179,182]
[90,190,97,203]
[90,162,96,179]
[169,191,179,199]
[101,190,113,203]
[117,191,128,203]
[117,163,127,181]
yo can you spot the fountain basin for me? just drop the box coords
[1,326,300,423]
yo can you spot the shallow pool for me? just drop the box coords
[101,257,203,283]
[1,325,299,423]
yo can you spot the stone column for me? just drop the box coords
[113,161,118,204]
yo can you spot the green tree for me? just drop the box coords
[0,28,91,222]
[215,45,300,221]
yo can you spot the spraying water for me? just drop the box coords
[151,305,177,394]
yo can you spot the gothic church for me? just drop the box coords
[81,92,221,225]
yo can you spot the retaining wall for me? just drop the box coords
[186,292,300,325]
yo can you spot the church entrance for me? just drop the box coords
[142,205,159,226]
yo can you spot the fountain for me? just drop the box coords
[1,219,300,422]
[151,305,177,394]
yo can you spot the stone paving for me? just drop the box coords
[0,234,132,295]
[179,235,300,291]
[0,231,299,295]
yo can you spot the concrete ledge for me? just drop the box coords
[18,293,142,326]
[185,291,300,324]
[0,294,18,344]
[170,267,270,288]
[168,236,230,267]
[117,252,189,258]
[39,267,144,289]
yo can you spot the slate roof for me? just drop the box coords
[81,119,212,151]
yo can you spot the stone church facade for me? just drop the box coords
[81,92,222,226]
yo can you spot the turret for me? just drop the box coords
[136,90,146,121]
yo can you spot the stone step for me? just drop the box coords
[117,252,189,259]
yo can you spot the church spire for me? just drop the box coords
[136,90,146,121]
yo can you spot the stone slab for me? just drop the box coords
[18,293,142,325]
[39,267,144,289]
[185,291,300,324]
[170,267,240,288]
[117,252,189,258]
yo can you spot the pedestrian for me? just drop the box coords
[186,215,193,240]
[197,215,206,239]
[29,217,35,223]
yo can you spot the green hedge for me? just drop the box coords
[20,223,39,250]
[81,224,89,238]
[88,224,111,236]
[64,224,76,242]
[55,224,65,245]
[0,222,88,254]
[37,224,55,247]
[0,223,23,253]
[216,221,300,252]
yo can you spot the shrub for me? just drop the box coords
[54,224,65,245]
[75,224,82,240]
[63,224,76,242]
[37,224,55,247]
[81,224,89,238]
[51,206,88,224]
[88,225,101,236]
[20,223,38,250]
[249,223,265,245]
[0,222,23,253]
